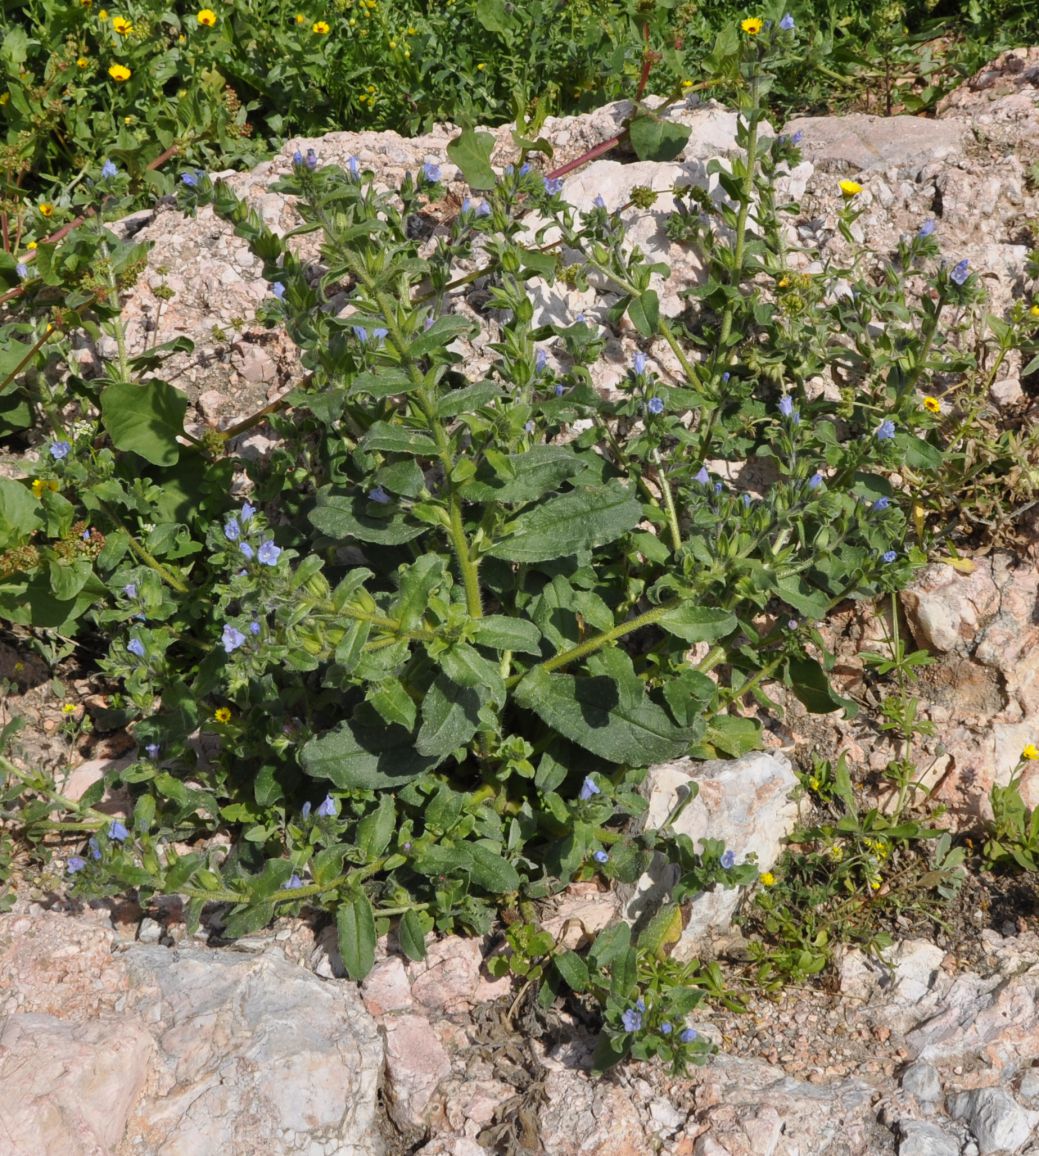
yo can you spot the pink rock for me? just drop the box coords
[382,1013,452,1130]
[362,956,413,1016]
[537,1068,652,1155]
[409,937,483,1014]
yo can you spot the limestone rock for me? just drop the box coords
[897,1119,963,1156]
[948,1087,1039,1156]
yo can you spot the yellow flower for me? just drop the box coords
[681,79,693,89]
[296,12,305,23]
[1030,304,1039,318]
[403,48,410,58]
[61,702,77,715]
[98,7,108,18]
[76,56,89,68]
[31,478,59,498]
[839,179,863,196]
[759,871,776,887]
[741,17,764,34]
[197,8,217,26]
[312,19,330,33]
[39,202,54,217]
[1023,743,1039,761]
[476,62,485,71]
[81,0,92,6]
[108,63,131,81]
[828,843,844,862]
[406,25,417,34]
[0,92,8,106]
[922,396,941,414]
[112,15,132,34]
[27,241,37,250]
[214,706,232,724]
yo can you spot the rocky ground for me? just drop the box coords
[3,47,1039,1156]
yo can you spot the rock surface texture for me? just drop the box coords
[4,46,1039,1156]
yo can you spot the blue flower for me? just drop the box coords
[807,472,823,490]
[16,262,29,278]
[422,161,441,183]
[779,13,795,30]
[680,1027,698,1044]
[354,326,369,343]
[316,794,338,818]
[347,156,360,179]
[101,159,118,180]
[535,349,547,375]
[50,440,71,460]
[647,397,665,415]
[694,466,710,485]
[108,819,130,842]
[778,395,794,417]
[88,836,101,860]
[660,1022,673,1035]
[305,148,318,170]
[67,856,87,874]
[876,420,896,442]
[461,197,472,214]
[127,639,146,658]
[145,743,160,759]
[579,776,600,800]
[721,849,736,869]
[882,549,898,563]
[368,486,391,504]
[222,624,247,653]
[524,421,535,434]
[239,541,255,561]
[594,850,609,864]
[258,540,282,566]
[633,352,648,376]
[224,518,241,541]
[476,201,491,218]
[544,176,564,196]
[518,163,532,177]
[554,383,565,397]
[788,618,798,630]
[873,496,890,511]
[301,801,312,820]
[292,149,304,167]
[790,130,804,146]
[249,620,261,636]
[372,327,389,341]
[918,219,936,238]
[123,583,137,598]
[272,281,286,299]
[594,194,607,209]
[742,493,753,507]
[286,873,304,889]
[241,501,256,522]
[181,172,199,187]
[950,259,970,286]
[82,529,91,541]
[621,1000,645,1032]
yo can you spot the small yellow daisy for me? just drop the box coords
[31,478,58,497]
[108,63,131,81]
[1030,304,1039,318]
[681,79,693,89]
[76,56,89,68]
[839,179,863,196]
[922,396,941,414]
[741,17,764,34]
[312,19,330,33]
[214,706,232,724]
[27,241,37,250]
[39,202,54,217]
[98,7,108,18]
[197,8,217,26]
[112,15,132,33]
[296,12,306,23]
[61,702,77,715]
[476,62,485,71]
[759,871,776,887]
[1023,743,1039,761]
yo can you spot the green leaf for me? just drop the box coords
[470,615,543,656]
[628,289,660,338]
[361,423,438,456]
[367,678,418,729]
[628,111,691,162]
[637,904,684,959]
[0,478,41,549]
[100,379,187,466]
[440,643,505,706]
[301,707,438,789]
[416,674,482,759]
[465,842,520,892]
[488,481,642,563]
[446,127,498,190]
[398,909,428,961]
[462,445,584,503]
[515,665,697,764]
[784,657,859,717]
[899,433,943,472]
[393,554,445,630]
[692,715,762,758]
[437,379,503,417]
[553,949,590,991]
[222,901,275,940]
[774,575,832,620]
[656,604,736,644]
[357,794,396,859]
[347,369,419,400]
[337,891,377,980]
[309,491,426,545]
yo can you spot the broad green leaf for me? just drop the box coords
[367,678,418,730]
[628,112,691,162]
[416,674,482,759]
[334,619,372,673]
[361,422,438,456]
[100,379,187,466]
[347,369,418,400]
[637,904,685,959]
[0,478,41,548]
[398,909,428,961]
[784,657,859,717]
[309,491,426,545]
[692,715,762,758]
[393,554,445,630]
[408,315,477,358]
[357,794,396,859]
[656,604,736,644]
[337,891,377,980]
[47,558,93,602]
[465,842,520,892]
[662,668,717,726]
[488,481,642,563]
[300,707,437,789]
[437,379,503,417]
[470,615,543,656]
[515,665,697,765]
[222,901,275,940]
[440,643,505,706]
[774,575,832,620]
[899,433,943,471]
[446,126,498,190]
[628,289,660,338]
[462,445,584,503]
[553,950,590,991]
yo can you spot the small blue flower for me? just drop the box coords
[788,618,799,629]
[594,194,607,209]
[222,625,247,653]
[660,1022,673,1035]
[371,327,389,341]
[301,801,312,820]
[882,550,898,563]
[680,1027,698,1044]
[647,397,665,415]
[239,541,255,561]
[918,219,936,238]
[461,197,472,214]
[292,149,304,167]
[50,440,71,460]
[579,776,600,800]
[422,161,441,183]
[873,496,891,511]
[790,130,804,146]
[518,163,532,177]
[108,819,130,842]
[621,1005,643,1033]
[721,849,736,869]
[779,13,795,30]
[594,850,609,864]
[305,148,318,171]
[876,419,896,442]
[714,482,723,494]
[694,466,710,485]
[524,421,535,434]
[224,518,240,542]
[347,156,360,179]
[950,259,970,286]
[82,529,91,541]
[16,262,29,278]
[807,472,823,490]
[368,486,391,504]
[249,620,261,636]
[633,352,648,376]
[181,172,199,188]
[554,383,565,397]
[123,583,137,598]
[67,856,87,874]
[258,540,282,566]
[145,743,160,759]
[476,201,491,218]
[742,493,753,507]
[286,873,304,889]
[535,349,547,375]
[241,501,256,522]
[272,281,286,299]
[544,176,564,196]
[778,395,794,417]
[85,836,100,861]
[101,159,118,180]
[127,639,146,658]
[316,794,338,818]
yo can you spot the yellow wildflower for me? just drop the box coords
[741,17,764,34]
[98,7,108,18]
[296,12,306,23]
[108,63,131,81]
[27,241,37,250]
[312,19,330,33]
[39,202,54,217]
[76,56,89,68]
[31,478,59,498]
[403,48,410,58]
[476,62,485,71]
[61,702,77,715]
[681,79,693,89]
[759,871,776,887]
[214,706,232,724]
[406,25,416,34]
[922,396,941,414]
[0,92,8,106]
[839,179,863,196]
[1023,743,1039,761]
[1030,304,1039,318]
[197,8,217,26]
[112,15,132,33]
[828,843,844,863]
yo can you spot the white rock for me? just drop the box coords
[948,1086,1039,1156]
[897,1119,962,1156]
